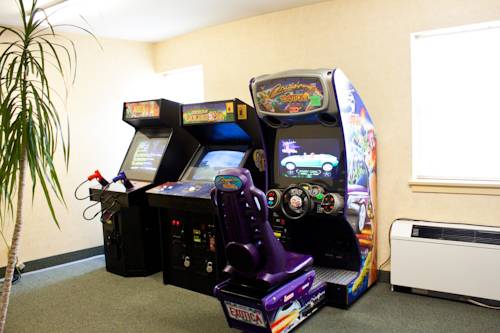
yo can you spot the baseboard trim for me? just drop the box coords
[2,248,392,283]
[0,246,104,276]
[378,269,390,283]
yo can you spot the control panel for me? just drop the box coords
[266,183,344,220]
[266,183,344,248]
[153,181,214,199]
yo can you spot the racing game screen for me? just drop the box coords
[277,138,340,181]
[121,131,170,181]
[183,150,245,182]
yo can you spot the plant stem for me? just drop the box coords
[0,147,27,332]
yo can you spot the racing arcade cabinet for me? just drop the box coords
[213,69,377,332]
[89,99,198,276]
[147,99,265,295]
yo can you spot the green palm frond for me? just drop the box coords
[0,0,97,227]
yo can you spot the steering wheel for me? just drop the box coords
[281,185,311,220]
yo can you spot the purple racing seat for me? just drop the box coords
[212,168,313,288]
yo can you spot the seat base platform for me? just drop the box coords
[214,271,327,333]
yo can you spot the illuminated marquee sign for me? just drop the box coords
[182,102,235,125]
[255,77,324,114]
[125,101,160,119]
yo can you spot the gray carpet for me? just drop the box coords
[6,257,500,332]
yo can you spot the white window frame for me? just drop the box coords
[410,21,500,194]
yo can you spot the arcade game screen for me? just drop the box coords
[121,132,170,181]
[276,138,341,181]
[183,150,245,182]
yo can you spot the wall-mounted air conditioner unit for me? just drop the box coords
[391,219,500,302]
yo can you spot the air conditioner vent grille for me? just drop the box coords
[412,225,500,245]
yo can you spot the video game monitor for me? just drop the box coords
[121,131,171,182]
[275,135,341,187]
[182,150,246,182]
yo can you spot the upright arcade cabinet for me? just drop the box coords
[147,99,265,295]
[89,99,198,277]
[213,69,377,333]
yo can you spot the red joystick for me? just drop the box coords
[87,170,109,186]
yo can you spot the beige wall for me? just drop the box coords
[153,0,500,269]
[0,32,162,266]
[3,0,499,270]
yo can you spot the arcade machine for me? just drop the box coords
[213,69,377,332]
[85,99,198,277]
[147,99,265,295]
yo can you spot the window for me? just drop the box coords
[161,65,204,104]
[411,21,500,186]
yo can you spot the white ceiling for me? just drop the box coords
[0,0,327,42]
